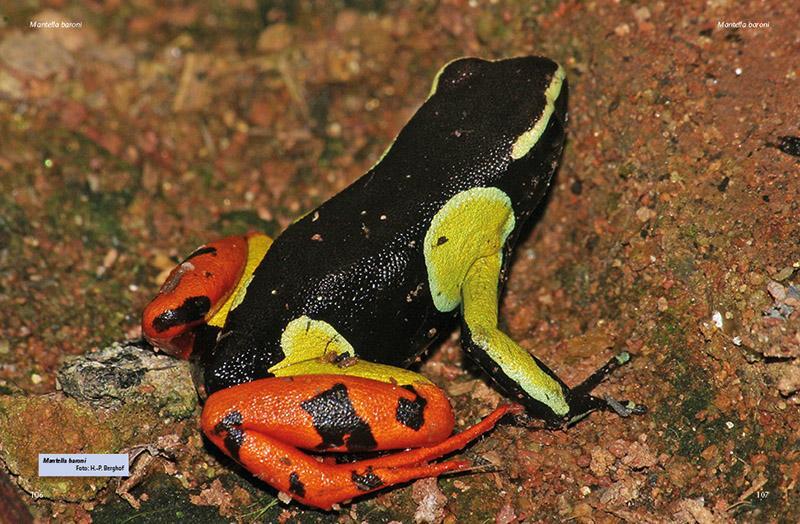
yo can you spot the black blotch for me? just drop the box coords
[351,468,383,491]
[396,385,427,431]
[214,410,243,434]
[717,176,730,192]
[224,428,245,460]
[152,296,211,332]
[776,136,800,158]
[570,178,582,195]
[436,236,448,246]
[699,27,713,37]
[182,246,217,262]
[300,383,377,451]
[214,410,244,460]
[288,472,306,497]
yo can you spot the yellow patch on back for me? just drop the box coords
[270,316,356,373]
[208,233,272,328]
[424,187,515,312]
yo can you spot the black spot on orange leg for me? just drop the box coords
[396,385,427,431]
[300,383,377,451]
[182,246,217,262]
[152,295,211,332]
[351,467,383,491]
[289,472,306,497]
[213,410,245,460]
[201,402,516,509]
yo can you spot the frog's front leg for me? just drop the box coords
[460,252,640,426]
[201,365,515,510]
[142,233,272,359]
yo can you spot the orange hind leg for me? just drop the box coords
[201,374,516,510]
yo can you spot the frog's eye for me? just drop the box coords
[429,57,486,96]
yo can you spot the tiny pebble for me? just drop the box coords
[767,280,786,302]
[636,206,655,222]
[773,266,794,281]
[633,6,651,23]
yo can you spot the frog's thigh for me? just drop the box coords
[424,187,516,313]
[202,373,454,453]
[461,252,569,416]
[201,374,513,510]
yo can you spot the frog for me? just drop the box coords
[142,56,642,510]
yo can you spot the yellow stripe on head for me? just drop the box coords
[510,65,565,160]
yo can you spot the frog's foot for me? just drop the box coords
[201,374,515,510]
[559,351,646,427]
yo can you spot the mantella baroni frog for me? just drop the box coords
[142,56,642,510]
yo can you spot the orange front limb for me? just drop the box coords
[142,233,270,358]
[201,374,516,510]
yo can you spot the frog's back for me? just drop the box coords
[205,57,568,392]
[262,55,569,283]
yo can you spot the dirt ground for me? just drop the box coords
[1,1,798,522]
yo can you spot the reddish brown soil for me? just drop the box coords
[1,1,797,522]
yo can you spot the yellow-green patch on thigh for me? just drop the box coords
[424,187,515,312]
[270,315,356,373]
[272,358,432,386]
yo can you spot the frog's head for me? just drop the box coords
[395,56,568,178]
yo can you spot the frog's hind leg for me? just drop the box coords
[201,374,514,510]
[459,251,640,425]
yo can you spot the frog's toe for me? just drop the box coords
[560,393,646,427]
[571,351,632,397]
[602,396,647,417]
